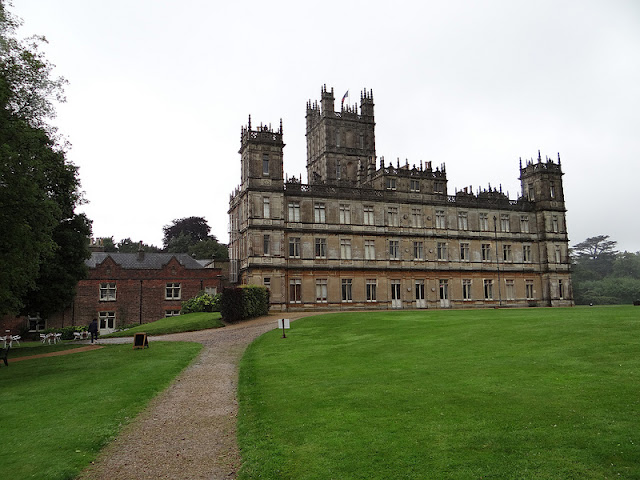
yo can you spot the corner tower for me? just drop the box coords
[239,116,284,189]
[306,85,376,184]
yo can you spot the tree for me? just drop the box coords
[0,1,90,316]
[163,216,210,249]
[571,235,618,280]
[97,236,118,252]
[116,238,161,253]
[188,237,229,260]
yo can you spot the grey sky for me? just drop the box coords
[12,0,640,252]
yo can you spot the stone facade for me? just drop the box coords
[228,85,573,311]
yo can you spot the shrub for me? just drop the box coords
[221,285,269,322]
[42,325,87,340]
[181,292,221,314]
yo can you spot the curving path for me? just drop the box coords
[78,313,318,480]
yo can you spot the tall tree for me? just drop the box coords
[163,216,210,249]
[571,235,618,280]
[0,1,90,315]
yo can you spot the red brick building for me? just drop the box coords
[1,252,224,335]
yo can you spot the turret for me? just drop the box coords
[239,116,285,188]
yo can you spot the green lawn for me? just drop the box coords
[6,341,91,358]
[0,341,202,480]
[103,311,224,337]
[238,306,640,479]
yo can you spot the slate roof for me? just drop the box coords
[86,253,206,270]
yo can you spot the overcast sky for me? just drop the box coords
[12,0,640,252]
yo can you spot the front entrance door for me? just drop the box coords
[439,279,450,308]
[99,312,116,334]
[415,280,426,308]
[391,280,402,309]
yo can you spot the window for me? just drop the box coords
[99,311,115,330]
[386,178,396,190]
[336,160,341,179]
[558,279,564,299]
[100,282,116,301]
[314,203,326,223]
[552,215,559,233]
[479,213,489,231]
[340,238,352,259]
[481,243,491,261]
[462,279,472,300]
[28,315,45,332]
[528,184,535,201]
[365,239,376,260]
[460,242,470,261]
[387,207,399,226]
[410,179,420,192]
[500,214,510,232]
[520,215,529,233]
[458,211,468,230]
[550,182,556,199]
[262,197,270,218]
[289,279,301,303]
[366,279,377,302]
[289,237,301,258]
[339,204,351,224]
[389,240,400,260]
[434,181,444,193]
[483,279,494,300]
[165,310,181,317]
[316,279,327,303]
[505,279,515,300]
[435,210,446,229]
[262,153,269,176]
[523,244,532,263]
[205,286,217,296]
[413,241,424,260]
[263,277,271,288]
[411,208,422,227]
[555,245,562,263]
[263,235,270,256]
[315,238,327,258]
[437,242,447,260]
[525,280,534,299]
[288,201,300,222]
[503,244,512,262]
[341,279,353,302]
[364,205,374,225]
[165,283,181,300]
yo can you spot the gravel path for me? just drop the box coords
[77,313,315,480]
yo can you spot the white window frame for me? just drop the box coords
[314,203,326,223]
[263,197,270,218]
[289,279,301,304]
[462,279,472,300]
[458,211,468,230]
[364,239,376,260]
[437,242,447,260]
[479,213,489,231]
[363,205,375,225]
[435,210,446,229]
[340,238,352,260]
[339,204,351,224]
[288,201,300,222]
[366,279,377,302]
[341,278,353,302]
[505,279,515,300]
[387,207,399,226]
[411,208,422,227]
[99,282,116,301]
[413,241,423,260]
[460,242,470,261]
[165,282,181,300]
[483,279,494,300]
[389,240,400,260]
[289,237,301,258]
[315,279,328,303]
[315,237,327,258]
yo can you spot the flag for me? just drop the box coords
[341,90,349,108]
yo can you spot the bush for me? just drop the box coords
[181,292,221,314]
[42,325,87,340]
[221,285,269,322]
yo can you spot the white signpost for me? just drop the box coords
[278,318,290,338]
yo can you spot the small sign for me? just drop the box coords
[133,332,149,349]
[277,318,290,329]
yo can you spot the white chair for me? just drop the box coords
[54,333,61,343]
[40,334,47,343]
[0,336,6,348]
[73,332,81,340]
[11,335,20,346]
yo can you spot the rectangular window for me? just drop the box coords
[263,277,271,288]
[460,242,470,261]
[410,179,420,192]
[314,203,326,223]
[315,238,327,258]
[555,245,562,263]
[339,204,351,224]
[550,182,556,199]
[434,181,444,194]
[165,310,181,317]
[411,208,422,227]
[462,279,472,300]
[340,238,352,260]
[483,279,494,300]
[364,239,376,260]
[479,213,489,231]
[289,237,301,258]
[520,215,529,233]
[528,184,535,201]
[288,201,300,222]
[336,160,341,179]
[558,279,564,299]
[165,283,181,300]
[525,280,534,299]
[500,214,510,232]
[552,215,559,233]
[316,279,327,303]
[262,153,269,176]
[482,243,491,261]
[363,205,374,225]
[505,279,515,300]
[205,286,217,296]
[289,279,301,303]
[413,241,423,260]
[437,242,447,260]
[386,178,396,190]
[27,315,46,332]
[435,210,446,229]
[523,244,532,263]
[389,240,400,260]
[341,279,353,302]
[366,279,377,302]
[263,235,270,256]
[457,211,468,230]
[99,311,115,330]
[503,244,512,262]
[263,197,270,218]
[99,282,116,301]
[387,207,399,226]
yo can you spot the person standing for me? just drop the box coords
[88,318,99,343]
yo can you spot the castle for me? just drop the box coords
[228,85,573,310]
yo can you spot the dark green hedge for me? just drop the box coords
[221,285,270,322]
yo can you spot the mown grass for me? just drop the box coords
[0,341,202,480]
[103,311,224,337]
[238,306,640,479]
[6,341,90,359]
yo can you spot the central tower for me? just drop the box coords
[305,85,376,184]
